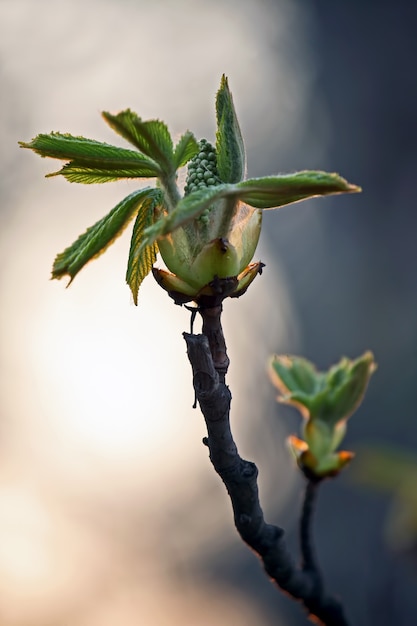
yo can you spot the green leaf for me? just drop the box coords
[102,110,174,174]
[139,169,361,251]
[52,188,161,282]
[20,132,158,166]
[270,352,375,426]
[215,75,246,183]
[20,133,161,183]
[324,352,376,425]
[126,195,160,305]
[101,110,149,151]
[173,131,199,169]
[48,160,160,183]
[141,184,234,247]
[270,355,321,396]
[236,172,361,209]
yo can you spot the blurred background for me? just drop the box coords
[1,0,416,624]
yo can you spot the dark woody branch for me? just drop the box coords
[183,306,350,626]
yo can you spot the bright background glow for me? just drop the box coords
[0,1,315,623]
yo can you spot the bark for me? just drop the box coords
[183,306,350,626]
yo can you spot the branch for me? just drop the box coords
[300,479,322,576]
[183,307,350,626]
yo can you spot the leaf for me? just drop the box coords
[139,169,361,250]
[52,188,161,282]
[101,110,149,151]
[270,355,321,396]
[141,184,235,248]
[20,133,161,183]
[215,75,246,183]
[20,133,158,166]
[126,195,160,305]
[173,131,199,169]
[102,110,174,174]
[236,172,361,209]
[324,351,376,425]
[48,160,160,183]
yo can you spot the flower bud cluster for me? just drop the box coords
[184,139,221,192]
[184,139,223,225]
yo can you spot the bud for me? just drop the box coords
[288,434,355,479]
[140,76,360,307]
[269,352,376,425]
[270,352,376,479]
[156,138,263,306]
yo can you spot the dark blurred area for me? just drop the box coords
[234,2,417,625]
[1,1,417,625]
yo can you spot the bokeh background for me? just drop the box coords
[1,1,417,624]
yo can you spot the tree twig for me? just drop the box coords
[183,306,350,626]
[300,479,322,575]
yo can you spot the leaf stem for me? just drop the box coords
[161,173,182,211]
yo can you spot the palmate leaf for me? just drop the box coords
[215,75,246,184]
[52,188,161,282]
[102,110,175,175]
[173,131,199,169]
[20,133,161,181]
[126,194,160,305]
[236,172,361,209]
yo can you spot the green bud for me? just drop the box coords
[287,435,354,479]
[303,419,335,460]
[271,352,375,479]
[157,134,263,304]
[185,140,222,197]
[269,352,376,425]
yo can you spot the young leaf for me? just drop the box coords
[236,172,361,209]
[138,169,360,251]
[101,109,150,152]
[173,131,199,169]
[126,195,160,305]
[52,188,160,282]
[141,184,235,247]
[269,355,321,397]
[102,110,175,174]
[215,75,246,184]
[19,133,159,168]
[48,160,160,183]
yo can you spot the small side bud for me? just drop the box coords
[270,352,376,479]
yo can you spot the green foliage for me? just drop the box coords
[215,74,246,183]
[236,172,360,209]
[126,194,161,304]
[142,184,232,247]
[20,75,360,304]
[140,172,359,252]
[270,352,376,477]
[19,133,161,182]
[52,188,160,283]
[173,131,199,169]
[102,110,176,176]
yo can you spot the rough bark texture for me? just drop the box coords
[183,306,350,626]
